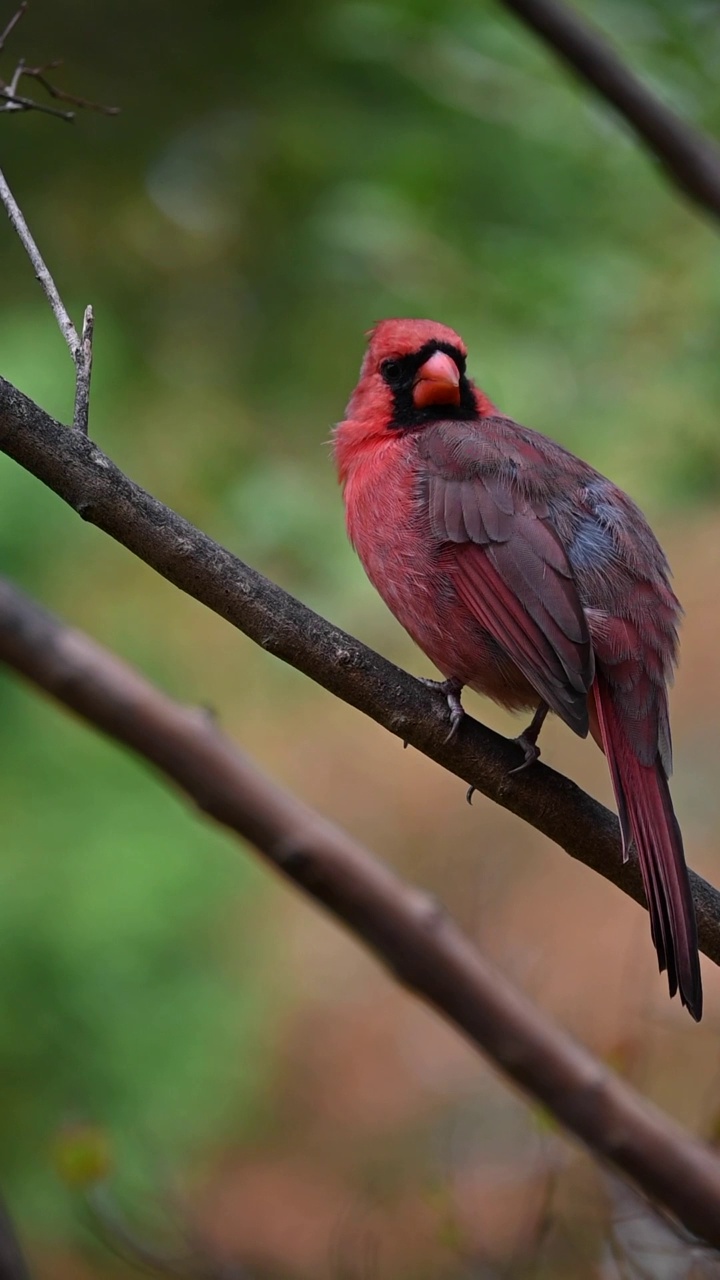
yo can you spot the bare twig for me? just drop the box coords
[496,0,720,223]
[0,3,26,55]
[0,1,119,430]
[0,574,719,1246]
[0,167,93,429]
[5,55,23,97]
[0,166,78,352]
[0,374,718,967]
[15,60,119,116]
[0,65,75,119]
[0,4,118,117]
[0,89,73,120]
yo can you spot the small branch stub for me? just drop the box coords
[73,305,94,434]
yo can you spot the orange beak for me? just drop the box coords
[412,350,461,409]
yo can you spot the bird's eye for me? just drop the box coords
[381,358,402,384]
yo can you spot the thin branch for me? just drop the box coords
[0,168,94,430]
[495,0,720,222]
[0,4,118,117]
[0,166,78,354]
[0,4,117,431]
[0,87,73,119]
[14,60,119,116]
[0,377,719,971]
[0,574,720,1247]
[0,3,26,55]
[5,55,23,97]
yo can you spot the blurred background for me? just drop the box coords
[1,0,720,1274]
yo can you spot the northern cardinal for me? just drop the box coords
[334,317,701,1020]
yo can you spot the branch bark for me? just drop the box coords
[0,375,719,966]
[496,0,720,223]
[1,574,720,1247]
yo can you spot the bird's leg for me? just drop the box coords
[418,675,465,742]
[509,702,549,776]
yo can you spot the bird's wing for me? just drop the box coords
[418,423,595,735]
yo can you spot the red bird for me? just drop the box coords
[334,317,701,1020]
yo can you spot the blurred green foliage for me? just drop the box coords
[0,0,718,1240]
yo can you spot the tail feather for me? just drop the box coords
[592,676,702,1021]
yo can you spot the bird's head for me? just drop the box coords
[335,321,495,478]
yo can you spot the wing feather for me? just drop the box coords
[423,449,594,736]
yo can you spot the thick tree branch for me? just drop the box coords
[496,0,720,223]
[0,575,720,1247]
[0,376,718,965]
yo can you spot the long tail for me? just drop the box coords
[592,676,702,1020]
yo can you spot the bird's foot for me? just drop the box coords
[508,703,549,776]
[508,734,541,775]
[418,676,465,743]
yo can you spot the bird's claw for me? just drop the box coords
[506,703,549,777]
[508,733,541,775]
[444,698,464,744]
[418,676,465,742]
